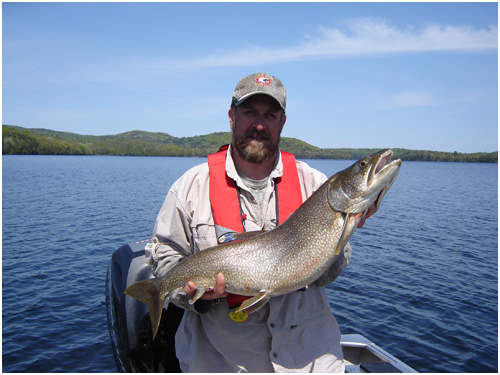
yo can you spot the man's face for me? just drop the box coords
[229,95,286,164]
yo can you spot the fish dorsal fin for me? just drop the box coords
[218,230,268,244]
[235,290,270,314]
[214,225,239,242]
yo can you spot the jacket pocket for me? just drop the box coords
[286,308,342,368]
[190,222,217,253]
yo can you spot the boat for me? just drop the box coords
[106,240,417,373]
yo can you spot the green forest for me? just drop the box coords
[2,125,497,163]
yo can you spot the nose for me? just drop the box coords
[252,113,267,132]
[254,123,266,132]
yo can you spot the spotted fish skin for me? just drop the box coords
[125,149,401,338]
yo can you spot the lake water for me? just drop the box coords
[2,155,498,373]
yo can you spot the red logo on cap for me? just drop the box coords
[255,75,272,87]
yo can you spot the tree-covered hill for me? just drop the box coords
[2,126,93,155]
[2,125,497,163]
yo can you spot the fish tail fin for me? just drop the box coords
[124,278,168,339]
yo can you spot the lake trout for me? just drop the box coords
[125,149,401,338]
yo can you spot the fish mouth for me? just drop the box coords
[368,149,401,211]
[373,149,395,175]
[369,149,400,183]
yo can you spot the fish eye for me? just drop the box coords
[358,161,366,167]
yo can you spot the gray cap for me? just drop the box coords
[231,73,286,112]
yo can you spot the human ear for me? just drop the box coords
[228,108,235,131]
[280,113,287,132]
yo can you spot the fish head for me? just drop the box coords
[327,149,401,215]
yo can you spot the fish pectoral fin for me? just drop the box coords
[235,290,270,314]
[334,212,363,255]
[188,288,206,305]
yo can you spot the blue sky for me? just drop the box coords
[2,2,498,153]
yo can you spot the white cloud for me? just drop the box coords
[372,87,498,110]
[166,18,497,68]
[374,91,436,109]
[5,17,497,84]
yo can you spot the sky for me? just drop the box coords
[2,2,498,153]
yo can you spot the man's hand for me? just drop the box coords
[184,272,228,300]
[357,203,377,228]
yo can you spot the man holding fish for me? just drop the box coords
[143,73,384,372]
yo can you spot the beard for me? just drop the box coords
[233,127,280,164]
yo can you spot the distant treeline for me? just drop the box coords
[2,125,497,163]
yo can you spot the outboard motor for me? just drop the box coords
[106,240,184,372]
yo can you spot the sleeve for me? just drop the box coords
[144,187,196,311]
[295,160,328,199]
[146,188,192,277]
[145,172,213,313]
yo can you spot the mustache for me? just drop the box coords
[244,128,271,140]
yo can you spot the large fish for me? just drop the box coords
[125,149,401,338]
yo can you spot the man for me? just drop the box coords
[146,73,371,372]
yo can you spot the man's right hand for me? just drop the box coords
[184,272,228,300]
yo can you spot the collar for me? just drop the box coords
[225,145,283,189]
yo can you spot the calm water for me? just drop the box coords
[2,155,498,372]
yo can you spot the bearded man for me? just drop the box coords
[146,73,372,372]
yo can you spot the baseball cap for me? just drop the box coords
[231,73,286,112]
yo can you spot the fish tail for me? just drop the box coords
[124,278,168,339]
